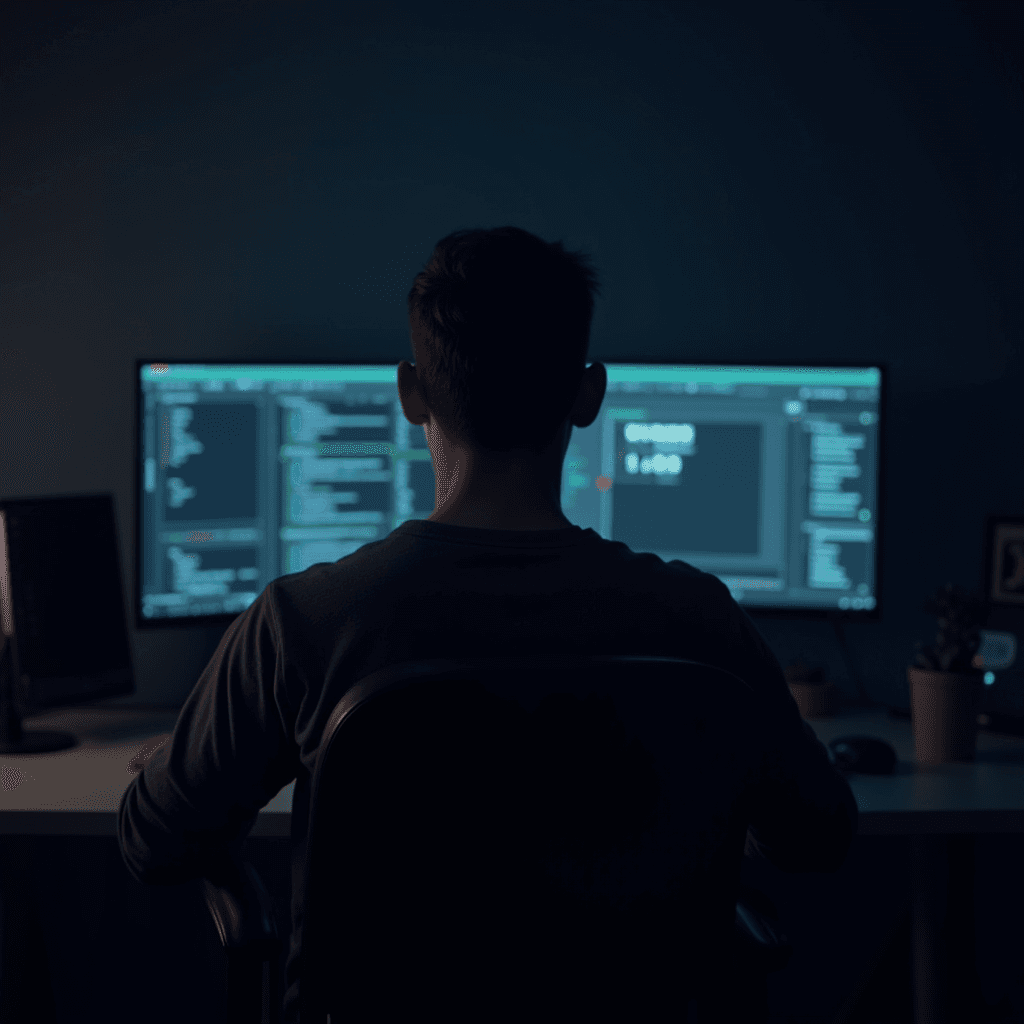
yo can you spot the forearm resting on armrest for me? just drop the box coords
[201,858,282,955]
[745,721,859,872]
[744,809,853,872]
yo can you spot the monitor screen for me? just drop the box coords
[1,493,135,712]
[135,360,883,626]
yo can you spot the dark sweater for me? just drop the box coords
[117,519,857,1020]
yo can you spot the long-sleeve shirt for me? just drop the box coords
[118,519,857,1021]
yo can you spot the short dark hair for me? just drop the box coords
[406,226,602,454]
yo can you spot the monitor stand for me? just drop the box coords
[0,635,77,755]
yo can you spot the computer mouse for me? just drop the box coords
[827,735,897,775]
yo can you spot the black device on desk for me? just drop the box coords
[0,493,136,754]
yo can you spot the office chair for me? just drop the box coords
[202,655,793,1023]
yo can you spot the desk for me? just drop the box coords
[0,706,293,837]
[3,706,1021,835]
[2,705,1023,1024]
[804,709,1024,1024]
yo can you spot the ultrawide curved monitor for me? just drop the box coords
[135,360,884,627]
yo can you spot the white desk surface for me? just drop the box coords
[0,705,1022,837]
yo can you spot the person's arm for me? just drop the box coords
[117,585,298,885]
[706,584,858,873]
[744,714,858,872]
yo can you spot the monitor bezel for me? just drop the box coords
[133,356,886,629]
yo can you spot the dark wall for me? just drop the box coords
[2,0,1021,709]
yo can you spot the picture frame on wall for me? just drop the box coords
[985,516,1024,607]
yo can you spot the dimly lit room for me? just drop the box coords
[1,2,1022,1022]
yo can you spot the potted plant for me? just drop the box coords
[784,659,838,718]
[908,583,988,763]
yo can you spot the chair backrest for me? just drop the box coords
[298,656,768,1023]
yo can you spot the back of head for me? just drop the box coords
[406,226,602,454]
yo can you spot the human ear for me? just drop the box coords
[571,362,607,429]
[397,360,429,426]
